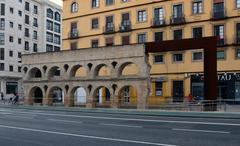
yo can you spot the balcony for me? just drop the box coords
[103,24,115,34]
[211,10,227,20]
[151,18,166,28]
[170,15,186,25]
[119,21,132,32]
[69,30,79,39]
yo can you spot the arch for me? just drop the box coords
[70,86,87,107]
[93,86,111,107]
[47,8,53,19]
[23,67,28,74]
[118,62,139,76]
[48,66,61,78]
[118,85,137,108]
[71,2,78,13]
[94,64,111,77]
[48,86,64,104]
[28,87,43,104]
[69,65,87,77]
[28,67,42,78]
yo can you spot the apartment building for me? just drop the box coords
[63,0,240,104]
[0,0,62,98]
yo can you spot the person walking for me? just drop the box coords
[12,93,19,104]
[0,92,4,104]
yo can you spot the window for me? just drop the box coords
[71,2,78,13]
[6,82,18,94]
[18,66,21,73]
[55,12,61,22]
[47,8,53,19]
[25,28,29,37]
[19,0,22,3]
[92,0,100,8]
[193,27,203,38]
[0,18,4,30]
[138,33,146,43]
[54,23,61,33]
[9,50,13,57]
[155,81,163,96]
[92,18,99,29]
[153,7,164,25]
[0,48,4,60]
[0,63,4,71]
[121,13,130,27]
[217,50,225,60]
[173,53,183,62]
[10,7,14,14]
[18,52,21,58]
[9,36,13,42]
[46,32,53,42]
[33,43,38,52]
[54,35,61,45]
[122,35,130,45]
[213,0,224,18]
[137,10,147,22]
[237,23,240,44]
[25,41,29,50]
[173,29,183,40]
[18,38,22,44]
[25,2,30,11]
[154,32,163,42]
[47,20,53,30]
[70,42,77,50]
[173,4,183,18]
[33,31,38,40]
[1,4,5,16]
[91,39,99,48]
[54,46,60,52]
[70,22,78,37]
[105,37,114,46]
[18,10,22,17]
[18,24,22,30]
[154,54,164,63]
[236,48,240,58]
[237,0,240,8]
[33,5,38,14]
[9,22,13,28]
[0,33,4,45]
[214,25,225,45]
[25,15,29,24]
[106,0,114,6]
[192,0,203,14]
[9,65,13,72]
[105,16,114,30]
[192,52,203,61]
[33,18,38,27]
[46,44,53,52]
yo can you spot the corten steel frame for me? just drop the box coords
[145,37,217,111]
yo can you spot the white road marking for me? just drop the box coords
[46,119,82,124]
[2,110,240,126]
[172,128,230,134]
[0,124,178,146]
[4,115,34,120]
[100,123,142,128]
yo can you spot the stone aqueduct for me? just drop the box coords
[22,45,150,109]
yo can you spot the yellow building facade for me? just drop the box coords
[63,0,240,104]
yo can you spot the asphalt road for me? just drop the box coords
[0,107,239,146]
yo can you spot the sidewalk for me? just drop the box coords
[1,103,240,119]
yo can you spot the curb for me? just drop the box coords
[1,104,240,119]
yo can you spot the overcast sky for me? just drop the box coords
[50,0,63,6]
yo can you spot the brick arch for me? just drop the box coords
[47,66,62,78]
[117,62,139,77]
[92,85,112,107]
[28,67,43,78]
[93,64,111,77]
[69,64,87,77]
[27,86,45,105]
[118,85,138,108]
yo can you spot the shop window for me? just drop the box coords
[6,82,18,94]
[155,81,163,96]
